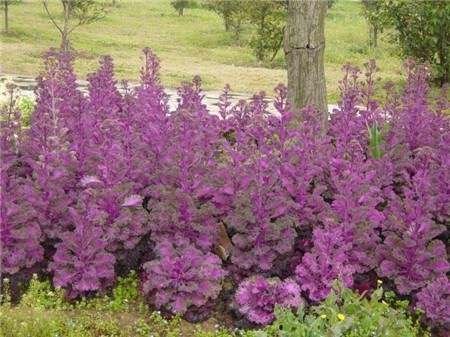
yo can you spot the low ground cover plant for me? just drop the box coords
[0,46,448,333]
[263,281,430,337]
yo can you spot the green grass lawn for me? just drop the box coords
[0,0,404,101]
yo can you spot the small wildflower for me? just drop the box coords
[320,314,327,319]
[337,313,346,321]
[377,280,383,285]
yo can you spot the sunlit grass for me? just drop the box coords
[0,0,405,101]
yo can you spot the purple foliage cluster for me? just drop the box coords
[0,85,43,274]
[235,276,302,324]
[142,240,226,314]
[295,226,355,302]
[416,276,450,328]
[49,208,116,299]
[1,48,448,326]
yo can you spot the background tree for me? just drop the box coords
[381,0,449,85]
[246,0,287,62]
[43,0,106,50]
[327,0,337,9]
[205,0,247,40]
[284,0,328,125]
[171,0,188,16]
[361,0,386,48]
[1,0,20,34]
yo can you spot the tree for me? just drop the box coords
[43,0,106,50]
[1,0,20,34]
[382,0,449,85]
[284,0,328,125]
[246,0,287,62]
[0,0,9,34]
[205,0,247,40]
[171,0,188,16]
[361,0,386,48]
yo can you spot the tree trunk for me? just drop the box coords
[369,23,378,48]
[284,0,328,127]
[4,1,8,34]
[61,0,70,50]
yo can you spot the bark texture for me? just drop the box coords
[284,0,328,126]
[3,1,8,34]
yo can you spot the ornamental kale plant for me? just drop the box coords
[416,276,450,328]
[76,180,150,254]
[270,88,329,230]
[217,91,297,273]
[235,276,302,325]
[145,78,223,252]
[142,240,226,315]
[21,49,81,240]
[376,166,449,294]
[49,208,116,299]
[2,45,449,329]
[320,154,384,274]
[0,86,43,274]
[87,55,122,125]
[295,226,356,302]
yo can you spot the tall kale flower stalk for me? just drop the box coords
[0,85,43,274]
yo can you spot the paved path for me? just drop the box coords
[0,73,337,114]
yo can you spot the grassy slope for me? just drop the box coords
[0,0,404,101]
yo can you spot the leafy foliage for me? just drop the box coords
[416,276,450,329]
[49,209,116,299]
[0,85,43,274]
[295,227,355,302]
[142,241,226,314]
[1,47,448,329]
[235,276,302,325]
[378,1,449,85]
[263,281,429,337]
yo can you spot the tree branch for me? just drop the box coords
[43,0,63,35]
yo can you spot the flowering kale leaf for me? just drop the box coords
[142,240,226,315]
[49,209,116,298]
[235,275,302,325]
[295,226,355,302]
[416,276,450,328]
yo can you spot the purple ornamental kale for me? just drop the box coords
[21,108,78,239]
[216,93,297,273]
[0,89,43,274]
[271,87,329,229]
[142,240,226,314]
[295,226,355,302]
[77,180,150,253]
[87,55,122,124]
[49,208,116,298]
[321,155,384,273]
[416,276,450,328]
[32,48,89,155]
[132,48,169,185]
[377,153,449,294]
[235,276,302,325]
[146,78,223,252]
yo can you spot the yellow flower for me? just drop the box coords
[377,280,383,285]
[337,313,346,321]
[320,314,327,319]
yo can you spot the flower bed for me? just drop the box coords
[0,47,448,332]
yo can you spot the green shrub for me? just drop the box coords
[262,281,429,337]
[17,97,35,128]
